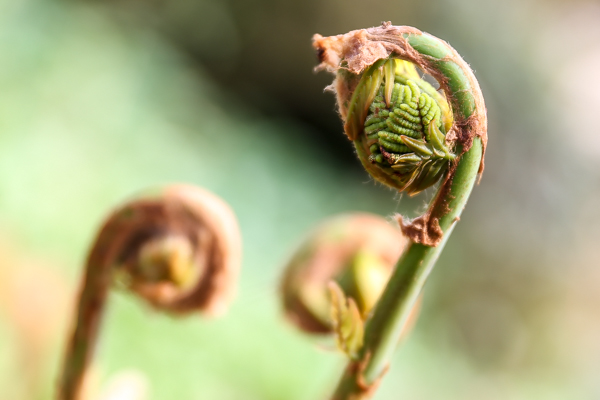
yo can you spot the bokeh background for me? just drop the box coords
[0,0,599,398]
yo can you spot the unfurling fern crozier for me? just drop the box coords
[313,23,487,400]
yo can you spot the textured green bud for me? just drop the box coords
[345,58,455,195]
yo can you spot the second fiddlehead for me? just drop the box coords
[57,184,241,400]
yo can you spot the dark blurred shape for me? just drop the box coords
[77,0,430,167]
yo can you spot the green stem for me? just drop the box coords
[58,257,111,400]
[329,29,486,400]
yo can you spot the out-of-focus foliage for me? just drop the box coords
[1,0,600,399]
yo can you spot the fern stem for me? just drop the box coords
[58,253,112,400]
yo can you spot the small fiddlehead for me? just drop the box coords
[57,184,241,400]
[280,213,421,359]
[280,213,407,335]
[313,23,487,399]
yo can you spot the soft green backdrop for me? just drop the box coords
[1,0,599,399]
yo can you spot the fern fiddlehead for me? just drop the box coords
[57,184,241,400]
[313,23,487,399]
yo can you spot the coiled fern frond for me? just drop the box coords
[58,185,241,400]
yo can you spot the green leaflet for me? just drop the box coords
[427,120,455,159]
[345,59,386,140]
[400,135,433,157]
[384,59,395,107]
[328,281,365,360]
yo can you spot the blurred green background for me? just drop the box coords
[1,0,600,398]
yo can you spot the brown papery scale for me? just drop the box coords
[58,184,241,400]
